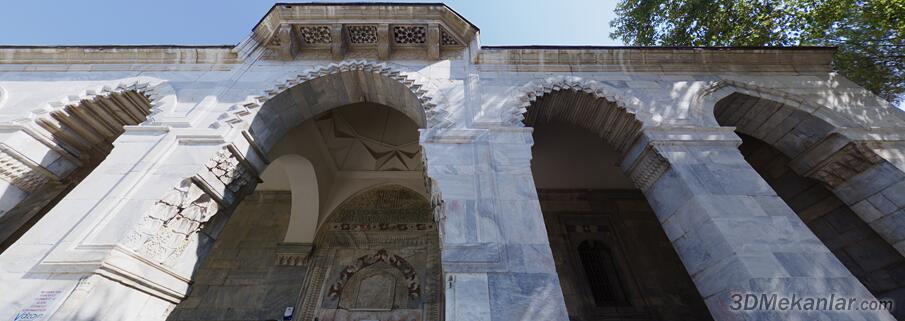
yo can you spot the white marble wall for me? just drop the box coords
[0,50,902,321]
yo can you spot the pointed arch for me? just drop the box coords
[697,80,855,159]
[0,80,175,250]
[215,60,452,136]
[503,76,648,130]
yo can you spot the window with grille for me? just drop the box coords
[577,240,629,307]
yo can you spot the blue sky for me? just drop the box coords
[0,0,621,46]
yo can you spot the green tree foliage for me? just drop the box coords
[611,0,905,104]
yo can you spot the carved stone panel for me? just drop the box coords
[348,25,378,45]
[299,25,332,45]
[393,25,427,45]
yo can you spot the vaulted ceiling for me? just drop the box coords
[314,102,422,172]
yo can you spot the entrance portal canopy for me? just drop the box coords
[248,2,477,60]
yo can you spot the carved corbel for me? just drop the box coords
[275,24,295,60]
[625,143,670,191]
[274,242,314,266]
[331,23,345,60]
[427,23,440,60]
[377,23,390,60]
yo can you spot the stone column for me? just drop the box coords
[623,128,895,321]
[789,129,905,257]
[422,128,569,321]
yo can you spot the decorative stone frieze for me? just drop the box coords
[348,25,378,45]
[809,142,884,187]
[214,60,452,130]
[440,27,461,46]
[36,86,154,163]
[325,249,421,300]
[517,78,643,154]
[298,25,332,45]
[393,25,427,44]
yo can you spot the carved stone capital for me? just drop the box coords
[275,242,314,266]
[626,144,670,191]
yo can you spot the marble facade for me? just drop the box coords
[0,3,904,321]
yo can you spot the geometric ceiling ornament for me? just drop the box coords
[315,103,422,172]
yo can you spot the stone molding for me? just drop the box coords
[214,60,452,130]
[0,46,239,65]
[275,242,315,266]
[784,129,905,188]
[476,47,835,72]
[621,127,742,191]
[498,76,646,155]
[693,79,854,129]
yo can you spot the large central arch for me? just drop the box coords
[158,60,448,321]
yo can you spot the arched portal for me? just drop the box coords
[524,88,712,321]
[167,66,442,320]
[714,92,905,319]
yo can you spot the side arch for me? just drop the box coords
[0,80,174,250]
[696,80,855,156]
[502,76,652,129]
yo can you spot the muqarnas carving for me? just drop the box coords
[125,179,218,265]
